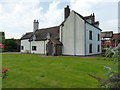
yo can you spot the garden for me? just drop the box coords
[2,53,117,88]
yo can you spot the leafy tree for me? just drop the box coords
[4,39,20,52]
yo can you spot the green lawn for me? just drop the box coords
[2,53,115,88]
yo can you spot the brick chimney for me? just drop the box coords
[64,5,70,19]
[33,19,39,32]
[92,13,95,23]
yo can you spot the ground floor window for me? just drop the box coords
[32,46,37,51]
[98,45,100,52]
[89,44,92,53]
[21,46,24,50]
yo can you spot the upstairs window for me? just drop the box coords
[21,46,24,50]
[89,44,92,53]
[32,46,37,51]
[98,34,100,41]
[89,31,92,40]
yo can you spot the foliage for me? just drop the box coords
[2,53,115,88]
[89,44,120,88]
[0,32,5,43]
[3,39,20,52]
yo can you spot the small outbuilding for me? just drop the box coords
[46,38,62,56]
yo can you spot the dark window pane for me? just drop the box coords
[98,45,100,52]
[89,44,92,53]
[89,31,92,40]
[98,34,100,41]
[21,46,24,50]
[32,46,37,51]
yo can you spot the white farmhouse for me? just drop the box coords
[21,5,102,56]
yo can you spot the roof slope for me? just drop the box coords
[50,38,62,45]
[21,32,33,40]
[21,26,59,41]
[34,26,59,41]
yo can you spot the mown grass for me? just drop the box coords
[2,53,115,88]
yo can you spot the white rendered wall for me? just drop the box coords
[61,11,75,55]
[85,23,101,55]
[75,13,85,55]
[21,39,30,53]
[30,40,48,54]
[60,11,85,55]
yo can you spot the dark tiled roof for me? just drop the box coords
[21,32,33,40]
[34,26,59,41]
[84,15,92,19]
[50,38,62,45]
[111,33,120,40]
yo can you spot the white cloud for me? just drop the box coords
[0,0,64,39]
[101,19,118,32]
[0,0,118,39]
[39,1,63,28]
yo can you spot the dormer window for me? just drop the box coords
[47,33,51,39]
[33,35,36,41]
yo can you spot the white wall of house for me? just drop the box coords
[85,23,101,55]
[60,11,101,56]
[21,39,48,54]
[75,13,85,55]
[60,11,86,55]
[30,40,48,54]
[60,11,75,55]
[21,39,30,53]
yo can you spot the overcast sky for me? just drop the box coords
[0,0,119,39]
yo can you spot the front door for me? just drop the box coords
[47,42,53,56]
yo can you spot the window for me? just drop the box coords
[32,46,37,51]
[98,45,100,52]
[21,46,24,50]
[98,34,100,41]
[89,44,92,53]
[89,31,92,40]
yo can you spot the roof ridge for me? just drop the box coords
[37,26,59,31]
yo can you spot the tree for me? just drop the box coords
[4,39,20,52]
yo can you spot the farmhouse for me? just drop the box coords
[21,5,102,56]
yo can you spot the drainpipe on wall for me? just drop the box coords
[74,12,76,56]
[61,25,63,54]
[84,22,86,56]
[44,41,45,55]
[30,41,31,54]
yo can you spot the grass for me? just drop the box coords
[2,53,115,88]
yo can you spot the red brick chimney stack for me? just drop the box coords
[92,13,95,23]
[64,5,70,19]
